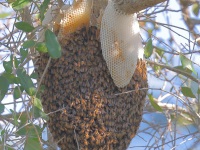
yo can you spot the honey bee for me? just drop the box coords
[83,139,88,146]
[79,129,85,134]
[90,135,95,142]
[100,125,106,131]
[80,98,86,104]
[65,123,73,129]
[94,129,100,137]
[82,105,86,111]
[75,98,80,104]
[89,119,94,124]
[80,122,86,129]
[83,123,89,129]
[96,139,100,145]
[128,132,135,139]
[75,116,80,121]
[85,132,89,139]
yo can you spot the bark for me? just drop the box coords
[112,0,167,14]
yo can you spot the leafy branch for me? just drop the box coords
[146,59,200,84]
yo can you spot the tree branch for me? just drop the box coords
[146,60,200,84]
[112,0,168,14]
[180,0,200,45]
[145,100,194,122]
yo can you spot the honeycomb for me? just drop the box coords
[36,1,148,149]
[38,5,70,42]
[100,0,144,88]
[58,0,92,43]
[38,0,92,43]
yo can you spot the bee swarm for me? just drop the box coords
[37,26,147,150]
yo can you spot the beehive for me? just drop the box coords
[36,1,148,150]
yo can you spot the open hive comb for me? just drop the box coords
[57,0,92,43]
[100,0,144,88]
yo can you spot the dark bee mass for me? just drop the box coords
[36,26,148,150]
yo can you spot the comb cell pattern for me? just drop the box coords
[58,0,92,43]
[100,0,144,88]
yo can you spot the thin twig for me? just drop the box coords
[146,60,200,84]
[36,57,51,96]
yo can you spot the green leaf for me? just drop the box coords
[153,65,161,74]
[14,57,21,68]
[0,76,9,101]
[24,136,42,150]
[0,104,5,114]
[1,129,5,136]
[192,3,199,16]
[6,146,15,150]
[32,97,42,110]
[39,0,50,21]
[144,38,153,58]
[180,54,196,75]
[18,112,28,127]
[23,40,36,49]
[16,125,29,136]
[0,12,11,19]
[17,69,36,96]
[2,72,19,84]
[30,72,38,79]
[35,42,48,53]
[181,87,196,98]
[45,29,61,59]
[13,86,22,99]
[12,0,30,10]
[20,48,28,62]
[10,109,19,126]
[182,78,199,97]
[176,113,193,126]
[174,65,192,74]
[7,0,15,3]
[148,94,163,112]
[17,124,42,137]
[14,22,34,32]
[147,29,153,36]
[3,60,13,73]
[198,88,200,98]
[198,88,200,94]
[155,47,164,56]
[31,106,48,120]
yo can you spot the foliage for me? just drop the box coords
[0,0,200,149]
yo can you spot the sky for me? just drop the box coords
[0,0,200,149]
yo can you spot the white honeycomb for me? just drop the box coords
[100,0,144,88]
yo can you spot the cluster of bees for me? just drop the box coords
[37,25,148,149]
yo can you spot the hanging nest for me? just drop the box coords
[36,25,148,150]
